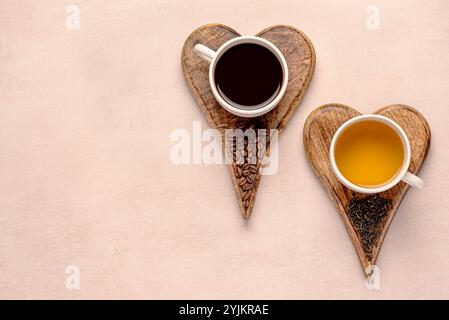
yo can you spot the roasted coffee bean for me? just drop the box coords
[236,166,242,177]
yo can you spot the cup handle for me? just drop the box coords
[193,44,216,63]
[402,171,424,189]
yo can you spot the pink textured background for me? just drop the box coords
[1,0,448,299]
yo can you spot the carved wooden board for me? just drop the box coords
[182,24,315,219]
[303,104,431,277]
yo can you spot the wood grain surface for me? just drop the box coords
[182,24,315,219]
[303,104,431,277]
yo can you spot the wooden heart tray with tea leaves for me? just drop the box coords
[182,24,315,219]
[303,103,431,277]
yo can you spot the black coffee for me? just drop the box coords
[214,43,283,109]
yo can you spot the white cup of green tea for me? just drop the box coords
[330,114,423,194]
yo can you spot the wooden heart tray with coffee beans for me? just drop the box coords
[303,103,431,277]
[182,24,315,219]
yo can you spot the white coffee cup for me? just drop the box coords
[193,36,288,118]
[329,114,424,194]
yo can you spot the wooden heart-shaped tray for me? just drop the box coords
[182,24,315,219]
[303,103,431,277]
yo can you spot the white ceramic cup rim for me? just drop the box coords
[329,114,412,194]
[196,36,289,118]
